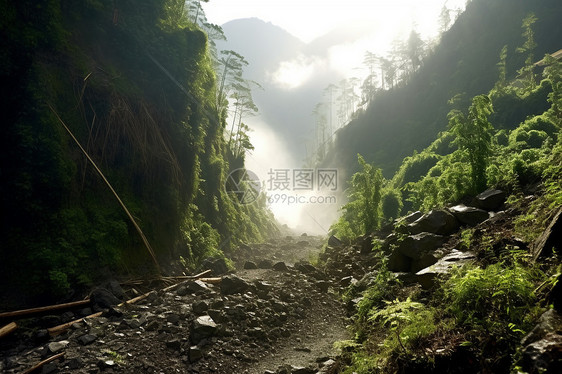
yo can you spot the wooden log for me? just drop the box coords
[48,272,220,336]
[0,299,91,320]
[47,312,102,337]
[198,277,222,284]
[21,352,65,374]
[0,322,17,338]
[48,288,153,336]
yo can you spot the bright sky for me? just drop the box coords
[203,0,467,43]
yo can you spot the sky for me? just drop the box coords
[202,0,467,233]
[203,0,467,43]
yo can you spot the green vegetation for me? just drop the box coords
[0,0,276,306]
[333,8,562,373]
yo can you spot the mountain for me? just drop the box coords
[323,0,562,179]
[217,18,347,162]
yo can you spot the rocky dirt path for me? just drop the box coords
[0,234,349,374]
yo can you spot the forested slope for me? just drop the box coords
[0,1,276,307]
[325,0,562,178]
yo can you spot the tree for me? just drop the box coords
[543,54,562,120]
[448,94,494,193]
[216,50,248,111]
[516,13,538,91]
[494,45,508,91]
[406,30,425,73]
[439,4,452,35]
[341,155,384,236]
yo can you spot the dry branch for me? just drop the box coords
[21,352,65,374]
[0,322,17,338]
[0,299,90,320]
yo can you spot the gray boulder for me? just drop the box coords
[220,274,250,295]
[415,250,476,289]
[471,189,506,211]
[389,233,449,273]
[408,209,459,235]
[191,315,217,344]
[449,204,490,226]
[90,288,120,311]
[521,309,562,374]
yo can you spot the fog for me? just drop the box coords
[244,118,342,235]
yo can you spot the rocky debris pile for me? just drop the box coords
[229,235,324,270]
[0,244,347,374]
[319,189,513,299]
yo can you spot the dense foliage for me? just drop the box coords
[0,0,276,306]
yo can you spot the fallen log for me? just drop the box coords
[0,299,91,320]
[21,352,65,374]
[0,322,17,338]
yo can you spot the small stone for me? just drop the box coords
[184,280,209,294]
[244,261,258,269]
[67,357,83,370]
[192,300,209,315]
[47,340,69,354]
[166,313,181,324]
[166,338,181,351]
[145,320,160,331]
[78,334,97,346]
[41,361,58,374]
[189,346,203,362]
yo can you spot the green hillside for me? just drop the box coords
[325,0,562,179]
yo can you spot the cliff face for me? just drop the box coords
[0,1,276,307]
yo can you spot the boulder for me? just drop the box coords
[389,233,449,273]
[220,275,250,295]
[328,235,343,247]
[532,207,562,261]
[200,257,229,276]
[522,309,562,346]
[180,280,209,295]
[522,333,562,374]
[106,280,126,300]
[272,261,289,272]
[471,189,506,211]
[408,210,459,235]
[90,287,120,311]
[415,250,476,289]
[521,309,562,374]
[448,204,490,226]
